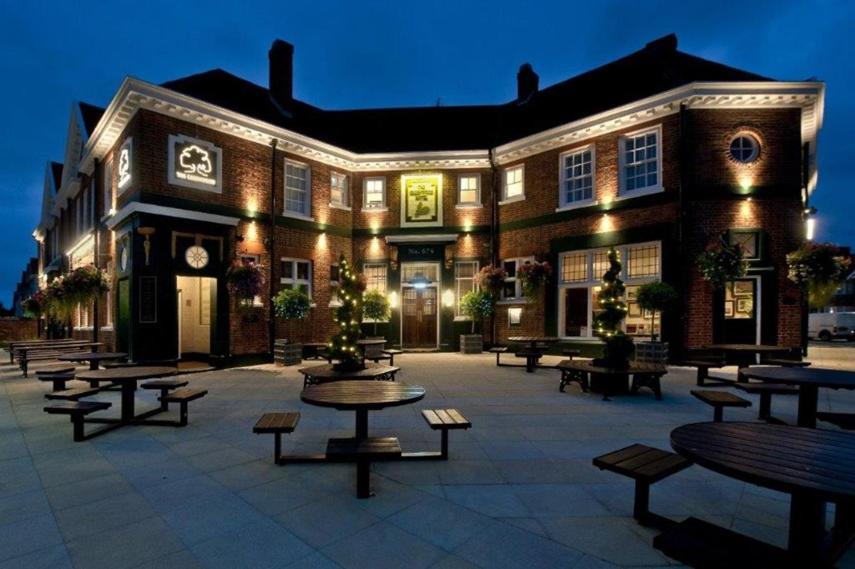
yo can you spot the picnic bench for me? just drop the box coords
[691,390,751,422]
[159,389,208,427]
[254,412,301,464]
[489,346,509,366]
[327,437,403,498]
[382,349,403,366]
[410,409,471,460]
[36,371,77,392]
[44,386,100,401]
[15,341,103,377]
[141,379,189,410]
[44,401,112,442]
[298,362,400,388]
[557,360,668,400]
[8,338,91,363]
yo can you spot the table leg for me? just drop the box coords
[121,382,135,423]
[355,409,368,440]
[797,385,819,428]
[89,360,99,371]
[789,492,827,561]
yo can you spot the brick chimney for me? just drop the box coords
[269,39,294,108]
[517,63,539,104]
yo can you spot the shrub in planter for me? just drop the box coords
[787,242,852,309]
[362,289,391,336]
[697,237,749,290]
[273,288,311,343]
[459,289,494,354]
[517,260,552,301]
[635,281,678,342]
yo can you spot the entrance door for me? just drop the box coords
[402,287,438,349]
[116,278,130,353]
[176,276,214,356]
[721,277,760,344]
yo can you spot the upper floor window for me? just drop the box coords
[280,258,312,298]
[502,166,524,202]
[284,161,311,217]
[363,177,386,209]
[501,257,534,301]
[729,134,760,163]
[330,172,349,209]
[457,174,481,206]
[559,147,594,207]
[620,126,661,195]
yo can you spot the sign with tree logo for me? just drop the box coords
[401,174,442,228]
[168,134,223,192]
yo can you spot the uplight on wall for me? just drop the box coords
[508,307,522,326]
[806,217,816,241]
[442,289,455,308]
[388,291,399,309]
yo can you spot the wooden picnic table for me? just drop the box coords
[706,344,790,378]
[297,362,400,387]
[75,366,176,424]
[59,351,128,371]
[507,336,560,373]
[671,422,855,563]
[556,359,668,400]
[741,367,855,428]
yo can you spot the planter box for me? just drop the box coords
[274,339,302,366]
[635,341,669,364]
[460,334,483,354]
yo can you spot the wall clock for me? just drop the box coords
[185,245,209,269]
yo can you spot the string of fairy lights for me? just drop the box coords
[328,255,365,370]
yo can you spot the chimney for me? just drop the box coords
[517,63,539,104]
[269,39,294,107]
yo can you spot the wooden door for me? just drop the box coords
[402,287,437,348]
[116,278,130,353]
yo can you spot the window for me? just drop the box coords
[559,147,594,207]
[454,261,479,317]
[729,231,760,260]
[330,172,349,208]
[363,177,386,209]
[501,257,534,301]
[105,290,113,327]
[558,242,662,339]
[76,303,90,329]
[284,161,311,217]
[457,174,480,206]
[363,263,387,295]
[729,134,760,163]
[280,258,312,298]
[103,160,113,215]
[502,166,524,202]
[620,127,660,194]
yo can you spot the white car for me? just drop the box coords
[809,312,855,341]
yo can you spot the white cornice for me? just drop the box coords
[106,201,241,229]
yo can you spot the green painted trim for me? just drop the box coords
[547,223,676,255]
[352,225,490,238]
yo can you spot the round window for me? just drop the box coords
[185,245,209,269]
[729,134,760,163]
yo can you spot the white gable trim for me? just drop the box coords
[106,201,240,230]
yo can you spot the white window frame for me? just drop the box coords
[167,134,223,193]
[283,159,312,219]
[500,165,525,204]
[557,145,596,210]
[499,256,535,303]
[556,241,662,340]
[618,125,663,198]
[330,171,350,210]
[454,260,480,319]
[363,177,387,210]
[280,257,312,300]
[456,174,481,208]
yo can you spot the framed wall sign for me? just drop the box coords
[168,134,223,193]
[139,276,157,324]
[117,137,133,193]
[401,174,442,228]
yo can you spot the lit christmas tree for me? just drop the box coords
[593,247,634,367]
[328,254,367,371]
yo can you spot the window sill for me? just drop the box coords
[558,336,603,343]
[453,316,473,322]
[496,299,528,306]
[498,196,525,206]
[455,203,482,210]
[555,200,596,213]
[329,203,351,211]
[362,207,388,213]
[102,326,114,331]
[615,185,663,202]
[281,211,315,222]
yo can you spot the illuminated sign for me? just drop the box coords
[117,137,133,191]
[401,174,442,228]
[168,134,222,192]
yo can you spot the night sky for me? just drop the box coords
[0,0,852,305]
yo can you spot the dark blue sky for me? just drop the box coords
[1,0,852,304]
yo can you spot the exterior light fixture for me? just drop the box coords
[388,291,399,309]
[442,289,455,307]
[806,217,816,241]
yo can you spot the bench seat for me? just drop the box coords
[691,390,751,422]
[36,372,77,392]
[489,346,509,366]
[159,388,207,426]
[653,516,803,568]
[816,412,855,430]
[680,359,726,386]
[142,379,190,410]
[44,401,112,442]
[45,387,100,401]
[253,412,301,463]
[420,409,471,460]
[593,444,691,525]
[382,349,403,365]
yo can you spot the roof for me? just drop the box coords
[161,34,776,153]
[78,102,105,137]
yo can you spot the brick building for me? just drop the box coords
[30,34,824,363]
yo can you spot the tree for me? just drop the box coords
[329,254,366,371]
[636,281,678,342]
[362,290,390,336]
[459,290,494,334]
[593,247,634,367]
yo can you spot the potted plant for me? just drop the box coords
[226,259,264,321]
[517,260,552,301]
[459,289,494,354]
[329,255,367,371]
[593,247,634,371]
[787,242,852,309]
[362,289,391,338]
[635,281,678,363]
[273,288,311,365]
[697,236,749,290]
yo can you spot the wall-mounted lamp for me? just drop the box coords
[508,307,522,326]
[804,206,817,241]
[388,291,399,309]
[442,289,455,308]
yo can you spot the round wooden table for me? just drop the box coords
[301,380,426,440]
[59,351,128,371]
[671,422,855,562]
[297,362,400,387]
[741,367,855,428]
[76,366,176,423]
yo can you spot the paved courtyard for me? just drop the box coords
[1,345,854,569]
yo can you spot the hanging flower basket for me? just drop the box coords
[517,260,552,301]
[226,260,264,302]
[474,265,507,297]
[44,266,109,321]
[697,237,749,290]
[22,290,46,318]
[787,242,852,309]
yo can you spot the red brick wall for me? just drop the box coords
[0,319,38,343]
